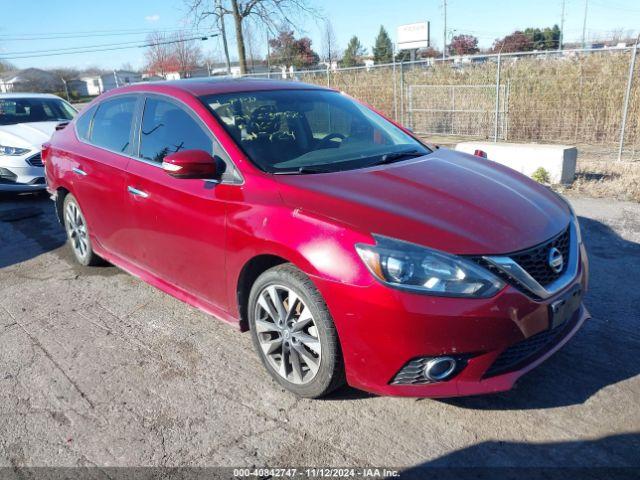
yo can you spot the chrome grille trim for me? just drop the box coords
[482,221,579,300]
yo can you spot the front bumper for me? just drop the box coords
[0,154,46,191]
[311,247,589,398]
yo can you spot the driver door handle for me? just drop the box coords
[127,186,149,198]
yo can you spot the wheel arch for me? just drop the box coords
[236,254,289,331]
[54,186,71,225]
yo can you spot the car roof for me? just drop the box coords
[0,92,64,100]
[111,77,331,97]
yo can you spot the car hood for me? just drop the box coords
[0,121,59,150]
[275,148,571,255]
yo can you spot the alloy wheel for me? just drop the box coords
[254,284,322,385]
[65,201,89,259]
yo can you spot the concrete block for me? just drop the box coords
[454,142,577,184]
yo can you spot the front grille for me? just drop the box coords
[510,226,570,286]
[470,224,571,298]
[26,153,43,167]
[483,313,579,378]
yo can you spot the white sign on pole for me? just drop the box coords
[397,22,430,50]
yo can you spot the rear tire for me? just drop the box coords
[248,264,345,398]
[63,193,103,266]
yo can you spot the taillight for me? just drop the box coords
[41,142,51,165]
[474,149,487,158]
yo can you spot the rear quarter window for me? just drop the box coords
[75,105,97,141]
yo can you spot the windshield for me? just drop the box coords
[0,97,76,126]
[200,89,430,174]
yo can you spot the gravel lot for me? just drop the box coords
[0,192,639,473]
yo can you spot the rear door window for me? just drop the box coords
[90,96,137,153]
[139,97,212,164]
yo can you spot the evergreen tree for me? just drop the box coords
[342,36,366,67]
[373,26,393,64]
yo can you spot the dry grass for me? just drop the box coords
[563,160,640,202]
[298,51,640,161]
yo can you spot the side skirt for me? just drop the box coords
[91,237,241,329]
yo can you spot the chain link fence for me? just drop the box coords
[241,46,640,162]
[4,45,639,162]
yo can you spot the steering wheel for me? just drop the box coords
[318,133,346,149]
[248,105,280,136]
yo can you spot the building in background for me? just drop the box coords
[0,68,64,93]
[100,70,142,92]
[67,76,103,97]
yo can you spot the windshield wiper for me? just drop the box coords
[370,149,425,166]
[273,166,333,175]
[297,166,332,174]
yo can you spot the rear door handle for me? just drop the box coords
[72,167,87,176]
[127,186,149,198]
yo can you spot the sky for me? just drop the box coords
[1,0,640,71]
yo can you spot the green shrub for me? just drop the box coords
[531,167,550,184]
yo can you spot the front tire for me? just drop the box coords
[248,264,345,398]
[63,193,102,266]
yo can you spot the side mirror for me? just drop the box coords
[162,149,219,180]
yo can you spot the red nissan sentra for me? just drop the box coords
[44,79,589,398]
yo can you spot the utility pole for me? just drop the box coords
[216,0,231,74]
[581,0,589,49]
[442,0,447,59]
[61,78,70,102]
[560,0,566,50]
[266,30,271,78]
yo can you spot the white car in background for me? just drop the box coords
[0,93,76,192]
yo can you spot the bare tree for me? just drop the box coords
[173,31,203,77]
[144,32,178,77]
[321,19,338,66]
[243,20,261,71]
[215,0,232,73]
[0,60,15,74]
[185,0,318,74]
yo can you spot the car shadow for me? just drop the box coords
[0,192,121,276]
[0,191,67,268]
[399,432,640,478]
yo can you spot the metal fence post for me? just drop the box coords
[494,53,502,142]
[326,67,330,88]
[400,61,405,126]
[618,38,638,161]
[393,60,398,122]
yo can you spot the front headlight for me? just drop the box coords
[356,235,505,298]
[0,145,31,156]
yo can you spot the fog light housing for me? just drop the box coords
[391,355,467,385]
[423,356,457,381]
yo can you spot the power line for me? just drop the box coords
[0,26,197,38]
[0,28,203,42]
[0,34,216,61]
[0,33,210,56]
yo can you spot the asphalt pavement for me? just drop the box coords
[0,191,638,473]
